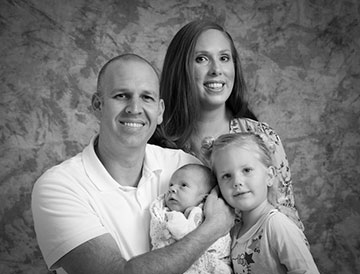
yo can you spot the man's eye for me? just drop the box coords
[114,94,126,99]
[142,95,155,102]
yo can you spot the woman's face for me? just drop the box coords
[193,29,235,110]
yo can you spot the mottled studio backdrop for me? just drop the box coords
[0,0,359,273]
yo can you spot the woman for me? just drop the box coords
[151,20,303,230]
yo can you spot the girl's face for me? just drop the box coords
[193,29,235,110]
[212,145,273,212]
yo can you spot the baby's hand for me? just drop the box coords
[184,206,195,218]
[165,212,189,240]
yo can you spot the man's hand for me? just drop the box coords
[202,186,235,238]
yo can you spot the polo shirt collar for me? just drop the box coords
[82,135,162,191]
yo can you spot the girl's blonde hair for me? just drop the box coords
[209,132,273,168]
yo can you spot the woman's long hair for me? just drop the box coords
[150,20,257,149]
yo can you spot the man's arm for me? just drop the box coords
[57,190,234,274]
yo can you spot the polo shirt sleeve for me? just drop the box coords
[266,212,320,274]
[31,161,107,270]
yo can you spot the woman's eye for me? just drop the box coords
[220,55,231,62]
[195,56,207,63]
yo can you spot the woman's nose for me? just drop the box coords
[209,60,222,76]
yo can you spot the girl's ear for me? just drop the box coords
[266,166,276,187]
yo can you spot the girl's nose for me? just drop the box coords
[233,175,244,188]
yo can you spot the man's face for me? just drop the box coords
[97,59,164,149]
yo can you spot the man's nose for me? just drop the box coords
[126,98,142,114]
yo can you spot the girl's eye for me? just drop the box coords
[221,174,231,180]
[243,168,252,174]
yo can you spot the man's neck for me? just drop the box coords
[95,136,146,187]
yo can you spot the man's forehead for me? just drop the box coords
[104,60,159,89]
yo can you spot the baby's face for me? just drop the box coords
[165,169,209,212]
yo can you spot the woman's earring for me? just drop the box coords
[94,100,101,110]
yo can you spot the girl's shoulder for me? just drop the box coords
[265,210,305,238]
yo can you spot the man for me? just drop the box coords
[32,54,234,274]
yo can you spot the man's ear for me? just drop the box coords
[157,99,165,125]
[91,93,103,118]
[266,166,276,187]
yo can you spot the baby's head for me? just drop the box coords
[165,164,216,212]
[210,132,276,211]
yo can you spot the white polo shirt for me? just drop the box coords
[31,136,200,272]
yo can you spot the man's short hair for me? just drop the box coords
[96,53,160,96]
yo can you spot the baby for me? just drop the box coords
[150,163,232,274]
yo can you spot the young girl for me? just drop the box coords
[209,132,319,274]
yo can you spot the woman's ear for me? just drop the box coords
[266,166,276,187]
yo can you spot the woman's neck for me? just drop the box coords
[190,106,232,155]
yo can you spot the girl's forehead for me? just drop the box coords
[216,143,258,154]
[212,144,264,165]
